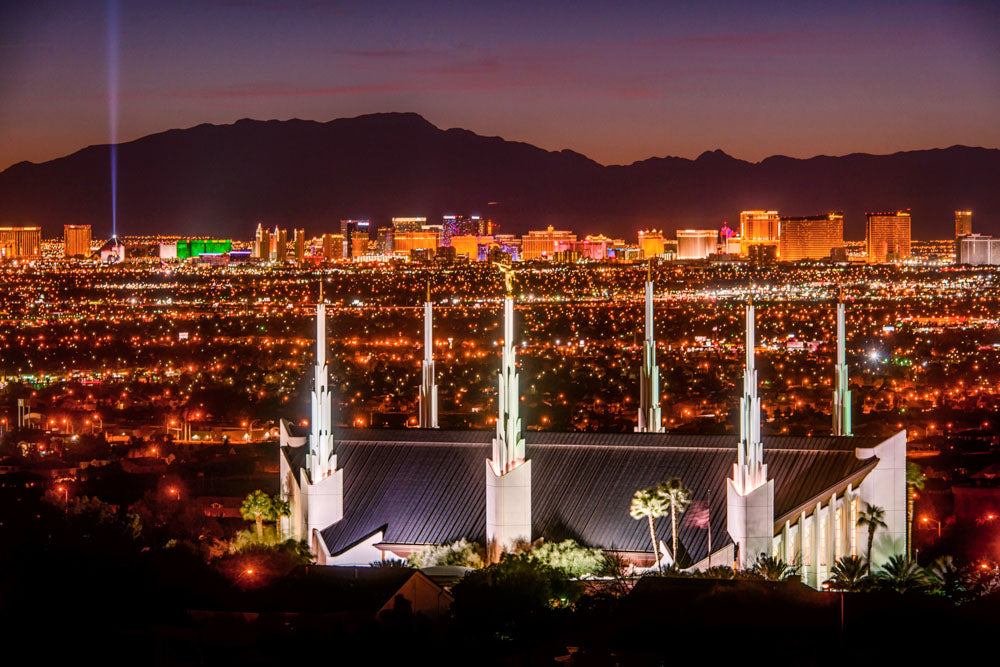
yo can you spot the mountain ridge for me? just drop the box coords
[0,112,996,239]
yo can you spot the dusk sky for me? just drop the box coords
[1,0,998,170]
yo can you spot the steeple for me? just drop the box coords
[492,266,525,471]
[636,264,664,432]
[726,293,774,570]
[309,283,336,480]
[486,264,531,559]
[832,297,852,436]
[418,282,439,428]
[734,297,767,494]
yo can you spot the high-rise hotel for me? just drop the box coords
[778,213,844,261]
[0,225,41,260]
[955,210,972,238]
[63,224,92,258]
[866,210,911,263]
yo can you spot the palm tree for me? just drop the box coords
[241,489,273,540]
[877,555,928,593]
[827,555,869,592]
[750,554,799,581]
[927,555,963,599]
[660,478,692,566]
[856,504,887,574]
[630,486,669,572]
[270,496,290,540]
[906,462,925,560]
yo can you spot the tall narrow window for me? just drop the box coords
[850,498,859,557]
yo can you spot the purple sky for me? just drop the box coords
[1,0,998,170]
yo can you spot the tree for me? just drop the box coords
[271,496,290,540]
[451,552,577,648]
[661,478,692,567]
[827,555,869,592]
[906,462,925,560]
[927,555,963,600]
[528,539,604,578]
[856,504,887,574]
[630,486,669,572]
[240,490,273,540]
[407,538,484,568]
[876,555,927,593]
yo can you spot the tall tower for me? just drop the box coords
[486,265,531,559]
[299,284,344,553]
[418,283,439,428]
[636,266,664,432]
[309,285,336,480]
[727,297,774,569]
[832,299,852,436]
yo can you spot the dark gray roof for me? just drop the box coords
[288,429,880,564]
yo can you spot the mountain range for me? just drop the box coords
[0,112,997,240]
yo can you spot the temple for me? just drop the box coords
[279,282,905,586]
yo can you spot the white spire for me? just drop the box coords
[734,299,767,494]
[491,267,525,473]
[309,286,336,480]
[636,270,664,432]
[486,266,531,559]
[418,284,439,428]
[833,299,852,436]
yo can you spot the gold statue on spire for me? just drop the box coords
[319,279,324,304]
[426,280,431,303]
[498,262,516,298]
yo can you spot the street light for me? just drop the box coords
[921,516,942,537]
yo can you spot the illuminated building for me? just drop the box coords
[176,239,233,259]
[442,215,484,247]
[866,211,911,263]
[393,231,439,256]
[253,223,270,259]
[553,236,609,261]
[521,226,576,260]
[451,234,492,260]
[339,220,370,260]
[675,229,716,260]
[638,229,666,259]
[322,233,344,260]
[778,213,844,261]
[0,225,42,260]
[278,294,905,584]
[392,217,426,233]
[63,224,92,258]
[955,210,972,238]
[294,229,306,264]
[957,234,1000,266]
[740,210,780,241]
[375,227,394,256]
[269,227,288,262]
[98,236,126,263]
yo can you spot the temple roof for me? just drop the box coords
[282,428,881,565]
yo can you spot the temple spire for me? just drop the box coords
[726,293,774,571]
[486,264,531,559]
[418,282,439,428]
[636,265,663,432]
[734,297,767,494]
[832,297,852,436]
[309,284,336,480]
[492,265,525,470]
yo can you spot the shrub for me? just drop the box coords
[528,539,604,577]
[407,538,485,568]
